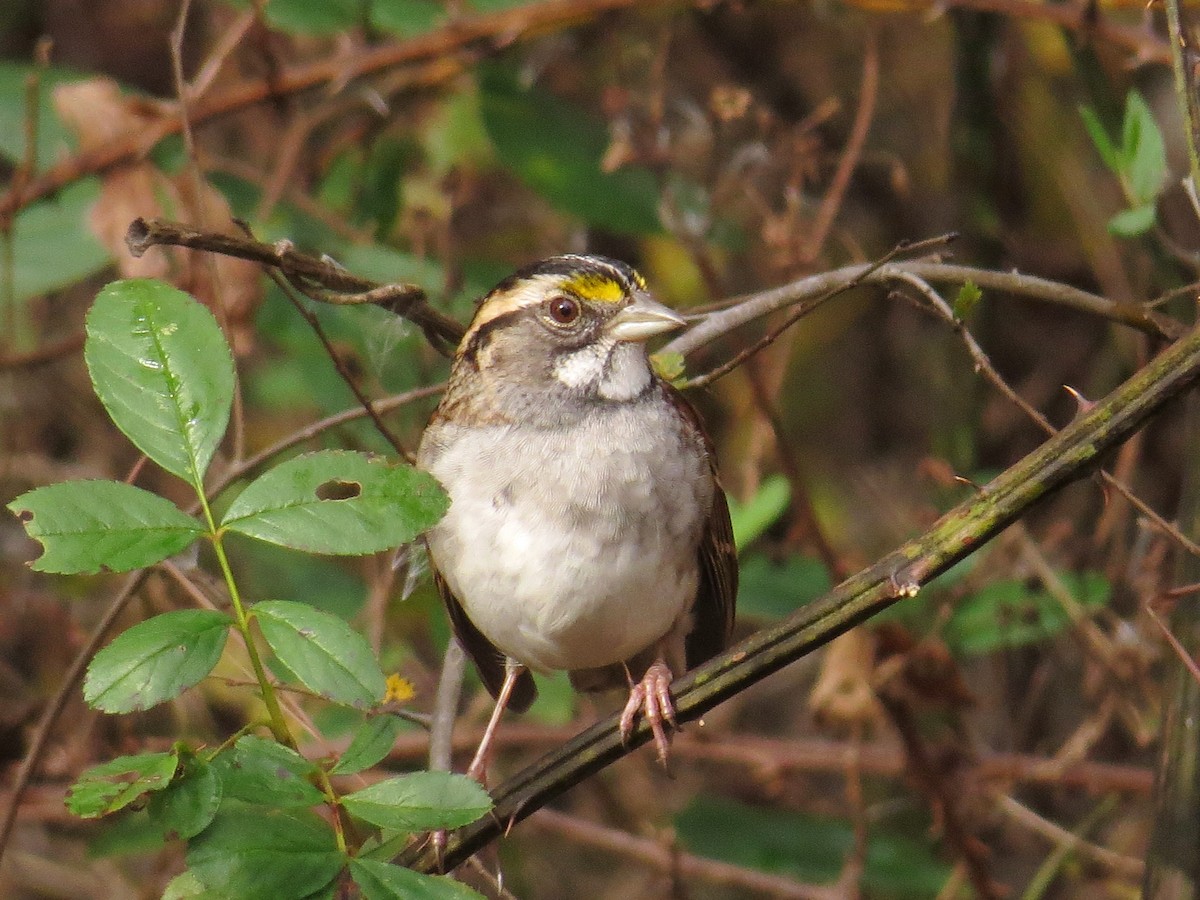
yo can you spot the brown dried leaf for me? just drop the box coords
[809,629,885,730]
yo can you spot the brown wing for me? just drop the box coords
[663,383,738,668]
[433,568,537,713]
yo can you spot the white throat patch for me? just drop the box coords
[554,340,651,401]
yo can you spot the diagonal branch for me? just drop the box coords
[404,315,1200,874]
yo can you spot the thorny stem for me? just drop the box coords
[1164,0,1200,217]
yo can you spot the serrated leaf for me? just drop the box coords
[350,859,484,900]
[253,600,387,707]
[1079,105,1121,175]
[66,751,179,818]
[8,480,204,574]
[341,771,491,832]
[148,757,222,840]
[953,280,982,321]
[945,571,1111,655]
[478,63,662,235]
[1108,204,1156,237]
[1123,91,1167,203]
[222,450,447,555]
[330,715,405,776]
[85,279,234,486]
[186,808,343,900]
[727,474,790,550]
[212,735,324,809]
[84,610,231,713]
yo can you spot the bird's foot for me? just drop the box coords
[619,659,677,765]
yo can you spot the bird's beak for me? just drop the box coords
[605,293,686,343]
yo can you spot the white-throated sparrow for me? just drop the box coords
[418,254,737,772]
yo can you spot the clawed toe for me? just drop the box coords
[619,660,677,765]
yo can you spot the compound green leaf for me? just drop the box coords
[350,859,483,900]
[85,279,234,486]
[8,480,204,574]
[67,751,179,818]
[341,771,491,832]
[186,808,343,900]
[253,600,387,708]
[330,715,405,776]
[222,451,447,555]
[84,610,231,713]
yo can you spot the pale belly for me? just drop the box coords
[422,407,710,673]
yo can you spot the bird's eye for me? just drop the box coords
[547,296,580,325]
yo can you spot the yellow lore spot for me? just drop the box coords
[562,273,628,303]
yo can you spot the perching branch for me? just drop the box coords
[125,217,465,353]
[403,314,1200,874]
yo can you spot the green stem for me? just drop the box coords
[196,491,294,749]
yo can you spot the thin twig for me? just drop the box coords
[529,808,840,900]
[126,217,465,353]
[799,26,879,264]
[685,234,957,389]
[0,0,688,221]
[667,262,1183,361]
[262,267,410,460]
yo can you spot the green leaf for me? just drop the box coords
[161,870,210,899]
[186,808,344,900]
[1079,104,1120,175]
[370,0,446,37]
[1123,90,1166,203]
[330,715,406,775]
[350,859,484,900]
[727,474,790,550]
[676,795,951,896]
[212,735,325,809]
[478,63,662,235]
[945,571,1111,655]
[8,480,204,574]
[952,280,982,321]
[341,771,492,832]
[737,554,831,620]
[84,609,231,713]
[66,751,179,818]
[9,179,110,302]
[0,61,80,169]
[1108,204,1157,237]
[85,279,235,486]
[148,757,222,840]
[222,450,448,555]
[260,0,360,34]
[253,600,387,707]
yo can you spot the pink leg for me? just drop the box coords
[431,662,524,871]
[619,658,677,765]
[466,662,525,783]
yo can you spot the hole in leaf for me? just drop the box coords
[17,510,32,523]
[316,479,361,501]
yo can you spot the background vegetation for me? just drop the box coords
[1,0,1198,897]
